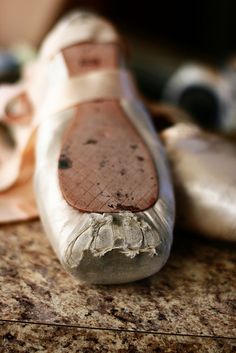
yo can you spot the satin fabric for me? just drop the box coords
[161,122,236,242]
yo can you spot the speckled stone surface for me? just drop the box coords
[0,221,235,352]
[0,322,235,353]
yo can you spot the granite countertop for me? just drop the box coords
[0,221,235,352]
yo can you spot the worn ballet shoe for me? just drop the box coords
[150,103,236,242]
[34,11,175,284]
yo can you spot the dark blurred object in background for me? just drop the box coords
[105,1,235,57]
[0,51,20,83]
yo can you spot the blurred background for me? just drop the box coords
[1,0,236,128]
